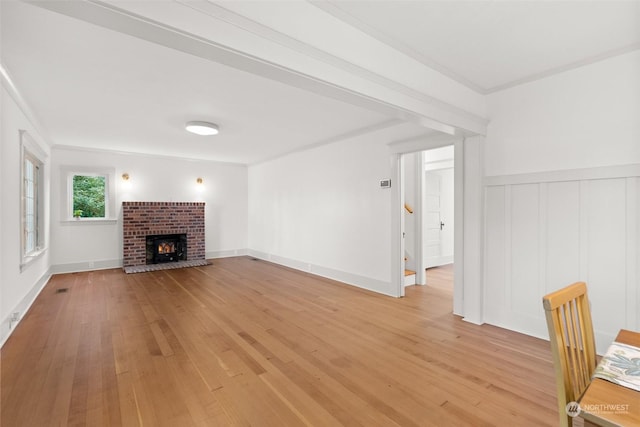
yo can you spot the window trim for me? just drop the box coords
[60,165,116,222]
[20,130,47,270]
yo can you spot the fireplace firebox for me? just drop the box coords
[146,234,187,264]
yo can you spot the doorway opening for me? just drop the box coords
[390,134,465,317]
[392,134,483,322]
[402,146,455,296]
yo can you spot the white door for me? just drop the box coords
[424,172,442,268]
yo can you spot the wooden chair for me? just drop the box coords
[542,282,597,427]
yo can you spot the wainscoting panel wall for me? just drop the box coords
[484,166,640,354]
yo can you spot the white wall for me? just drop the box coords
[246,128,486,321]
[485,50,640,176]
[50,147,248,272]
[483,51,640,353]
[0,83,52,346]
[248,128,396,295]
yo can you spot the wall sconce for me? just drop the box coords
[122,173,130,181]
[196,177,203,185]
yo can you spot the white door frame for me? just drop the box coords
[389,134,470,318]
[415,152,426,287]
[390,152,405,296]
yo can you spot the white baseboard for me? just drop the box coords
[50,259,122,274]
[426,256,453,269]
[206,248,249,259]
[50,248,250,275]
[0,268,52,348]
[247,250,395,296]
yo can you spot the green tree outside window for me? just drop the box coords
[73,175,106,218]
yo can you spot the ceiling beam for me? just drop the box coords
[27,0,488,136]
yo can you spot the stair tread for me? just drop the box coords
[404,269,416,276]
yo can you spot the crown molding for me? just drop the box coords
[52,144,247,168]
[486,44,640,94]
[1,63,54,149]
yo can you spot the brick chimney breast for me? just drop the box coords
[122,201,205,268]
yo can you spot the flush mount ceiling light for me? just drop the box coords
[185,121,219,136]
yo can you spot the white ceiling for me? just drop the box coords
[324,0,640,93]
[2,1,638,165]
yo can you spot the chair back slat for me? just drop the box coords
[543,282,597,427]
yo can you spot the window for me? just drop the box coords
[23,152,41,253]
[61,166,115,221]
[72,174,106,218]
[21,130,46,268]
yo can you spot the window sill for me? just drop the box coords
[61,218,117,225]
[20,247,47,272]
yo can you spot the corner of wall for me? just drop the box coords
[206,248,249,259]
[462,135,485,325]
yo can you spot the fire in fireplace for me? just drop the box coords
[157,241,175,255]
[145,234,187,264]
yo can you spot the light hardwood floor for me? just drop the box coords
[424,264,454,291]
[2,257,560,426]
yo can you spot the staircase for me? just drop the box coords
[404,268,416,287]
[403,256,416,287]
[404,203,416,286]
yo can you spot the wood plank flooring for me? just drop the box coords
[425,264,454,291]
[1,257,561,426]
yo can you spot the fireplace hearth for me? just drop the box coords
[146,234,187,264]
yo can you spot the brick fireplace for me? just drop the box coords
[122,201,205,268]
